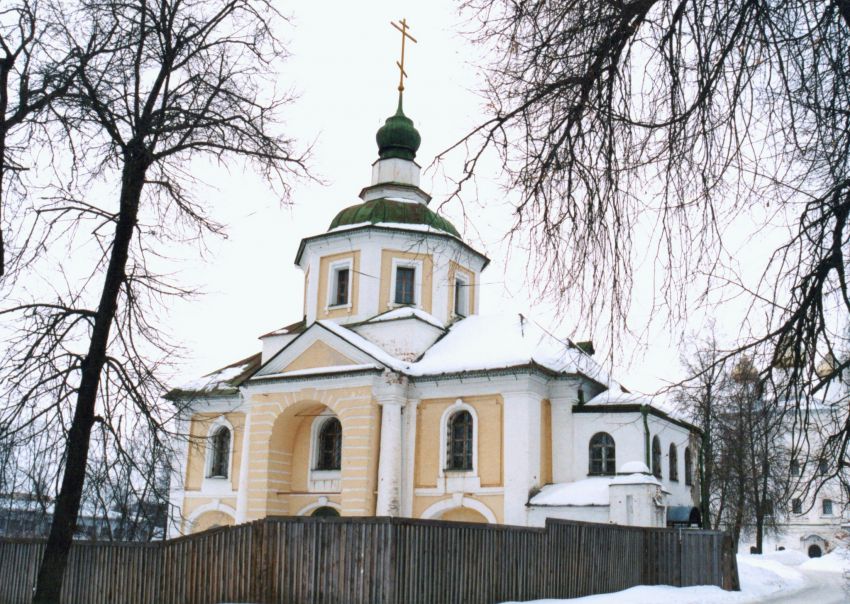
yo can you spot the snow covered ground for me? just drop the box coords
[501,550,848,604]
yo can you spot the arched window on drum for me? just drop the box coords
[588,432,616,476]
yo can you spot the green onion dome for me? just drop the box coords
[329,198,460,238]
[375,95,421,161]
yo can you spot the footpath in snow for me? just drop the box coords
[501,549,848,604]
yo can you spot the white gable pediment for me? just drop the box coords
[252,323,386,378]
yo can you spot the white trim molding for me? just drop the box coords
[421,495,497,524]
[326,258,354,311]
[438,399,480,492]
[186,500,237,533]
[202,415,235,496]
[296,497,342,517]
[453,272,470,318]
[308,411,342,493]
[389,258,423,308]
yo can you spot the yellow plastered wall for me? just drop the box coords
[289,415,312,493]
[540,399,552,485]
[415,395,503,489]
[447,261,476,318]
[440,507,488,523]
[244,386,379,520]
[184,412,245,491]
[316,251,361,320]
[192,510,235,533]
[182,496,237,520]
[283,340,356,373]
[379,249,434,313]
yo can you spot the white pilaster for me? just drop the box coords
[400,395,420,517]
[167,414,190,538]
[235,400,251,523]
[375,372,407,516]
[502,378,546,526]
[549,381,579,483]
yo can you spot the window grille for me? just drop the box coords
[395,266,416,305]
[588,432,616,475]
[316,418,342,471]
[446,411,473,471]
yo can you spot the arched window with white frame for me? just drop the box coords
[207,426,231,479]
[315,417,342,471]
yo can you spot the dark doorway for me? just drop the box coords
[807,544,823,558]
[311,506,340,518]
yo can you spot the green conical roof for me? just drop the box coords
[329,198,459,237]
[376,94,421,161]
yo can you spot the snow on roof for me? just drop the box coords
[364,307,445,330]
[204,313,614,391]
[529,478,613,507]
[170,354,260,397]
[585,389,685,420]
[250,363,379,380]
[315,320,408,372]
[326,220,461,239]
[586,390,651,406]
[619,461,650,474]
[610,473,664,487]
[407,313,610,382]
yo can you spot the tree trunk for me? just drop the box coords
[32,152,147,603]
[755,512,764,554]
[731,476,746,552]
[701,423,712,527]
[0,57,10,278]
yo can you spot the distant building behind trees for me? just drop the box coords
[676,336,850,557]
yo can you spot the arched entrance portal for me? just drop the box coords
[808,544,823,558]
[312,506,340,517]
[266,401,342,516]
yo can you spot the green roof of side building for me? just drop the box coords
[329,197,461,238]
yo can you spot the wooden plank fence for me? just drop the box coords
[0,516,739,604]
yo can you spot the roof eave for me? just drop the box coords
[294,225,490,269]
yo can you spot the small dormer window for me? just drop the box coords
[454,276,469,317]
[333,267,349,306]
[327,259,353,308]
[395,266,416,305]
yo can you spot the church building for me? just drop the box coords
[166,87,701,536]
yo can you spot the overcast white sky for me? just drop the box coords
[160,0,763,395]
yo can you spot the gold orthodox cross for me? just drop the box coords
[391,18,417,92]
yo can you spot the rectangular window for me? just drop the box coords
[790,459,800,476]
[823,499,833,515]
[333,268,349,306]
[395,266,416,305]
[819,459,828,475]
[792,498,802,514]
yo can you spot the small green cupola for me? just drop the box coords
[375,94,421,161]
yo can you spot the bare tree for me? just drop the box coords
[0,0,98,278]
[0,0,307,599]
[677,342,793,550]
[675,330,728,528]
[451,1,850,467]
